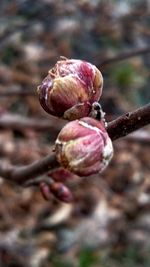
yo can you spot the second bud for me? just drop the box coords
[55,117,113,176]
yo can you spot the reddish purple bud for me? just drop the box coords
[50,182,73,203]
[37,58,103,120]
[55,117,113,176]
[40,182,52,201]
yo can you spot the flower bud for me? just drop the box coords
[55,117,113,176]
[50,182,73,203]
[40,181,73,203]
[40,182,52,201]
[37,58,103,120]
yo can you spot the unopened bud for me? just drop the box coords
[50,182,73,203]
[40,181,73,203]
[37,58,103,120]
[40,182,52,201]
[55,117,113,176]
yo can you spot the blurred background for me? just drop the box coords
[0,0,150,266]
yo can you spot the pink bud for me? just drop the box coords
[55,117,113,176]
[50,182,73,203]
[40,181,73,203]
[40,182,52,201]
[37,58,103,120]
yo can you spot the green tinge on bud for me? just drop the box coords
[37,58,103,120]
[55,117,113,176]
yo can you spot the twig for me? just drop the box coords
[0,153,59,185]
[0,103,149,184]
[107,103,150,140]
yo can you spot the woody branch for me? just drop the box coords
[0,103,149,185]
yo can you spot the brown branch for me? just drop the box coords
[107,103,150,141]
[99,46,150,67]
[0,153,59,185]
[0,103,149,184]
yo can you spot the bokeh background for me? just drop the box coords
[0,0,150,266]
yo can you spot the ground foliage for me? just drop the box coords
[0,0,150,266]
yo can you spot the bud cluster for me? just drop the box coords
[38,58,113,201]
